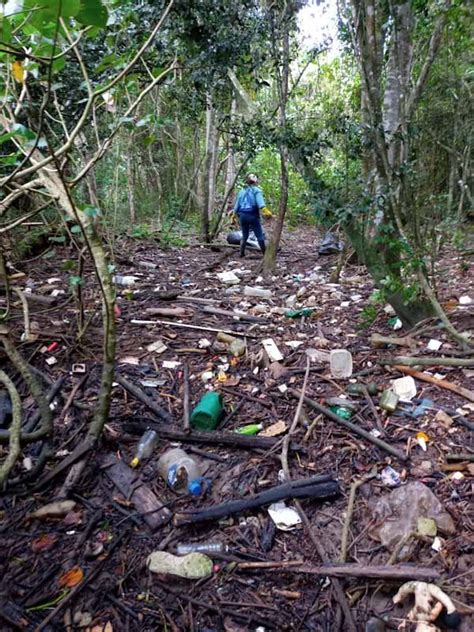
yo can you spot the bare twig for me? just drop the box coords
[0,370,22,486]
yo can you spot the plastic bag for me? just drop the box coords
[226,230,266,249]
[318,231,343,255]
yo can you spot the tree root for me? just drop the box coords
[0,369,22,486]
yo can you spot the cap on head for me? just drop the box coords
[246,173,258,185]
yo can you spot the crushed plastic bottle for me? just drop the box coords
[243,286,272,299]
[158,448,202,494]
[380,390,400,412]
[147,551,213,579]
[130,429,158,468]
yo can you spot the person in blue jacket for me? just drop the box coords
[233,173,266,257]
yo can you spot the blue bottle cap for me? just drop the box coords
[188,479,202,496]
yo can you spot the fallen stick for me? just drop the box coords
[292,563,441,582]
[182,364,190,431]
[115,374,173,422]
[340,467,378,563]
[145,307,190,317]
[290,389,408,461]
[371,333,417,349]
[130,319,256,338]
[174,474,339,526]
[123,419,292,451]
[392,365,474,403]
[381,356,474,368]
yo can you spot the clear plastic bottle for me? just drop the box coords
[157,448,201,493]
[176,542,226,555]
[244,286,272,299]
[130,429,158,468]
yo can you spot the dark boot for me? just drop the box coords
[240,242,246,258]
[258,240,266,255]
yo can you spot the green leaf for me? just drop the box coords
[69,275,84,287]
[84,205,100,218]
[70,224,82,234]
[62,259,75,270]
[49,236,67,244]
[0,16,12,44]
[76,0,108,27]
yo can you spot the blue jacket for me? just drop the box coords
[234,185,265,214]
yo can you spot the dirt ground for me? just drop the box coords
[0,226,473,631]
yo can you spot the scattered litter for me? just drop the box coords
[71,363,86,374]
[416,431,429,451]
[201,370,214,383]
[130,429,159,468]
[147,551,213,579]
[191,392,224,430]
[158,448,202,493]
[235,423,263,435]
[427,338,442,351]
[379,390,399,412]
[119,356,140,366]
[285,308,314,318]
[392,375,417,402]
[318,231,343,255]
[262,338,284,362]
[393,582,458,632]
[45,356,58,366]
[268,502,302,531]
[459,295,472,305]
[380,465,401,487]
[278,384,288,394]
[391,317,403,330]
[284,340,304,349]
[147,340,167,354]
[417,517,437,537]
[113,275,139,286]
[244,286,272,299]
[217,271,240,285]
[435,410,454,427]
[330,349,353,378]
[139,379,165,388]
[198,338,211,349]
[306,348,330,363]
[431,536,443,552]
[162,360,181,369]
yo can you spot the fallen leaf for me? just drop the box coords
[58,566,84,588]
[63,510,83,526]
[32,533,58,553]
[224,376,240,387]
[31,500,76,520]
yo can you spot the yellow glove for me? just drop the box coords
[261,206,273,218]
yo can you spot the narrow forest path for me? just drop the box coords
[1,227,473,631]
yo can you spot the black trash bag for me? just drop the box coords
[318,231,343,255]
[226,230,266,250]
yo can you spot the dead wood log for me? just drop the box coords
[370,333,417,349]
[122,419,293,451]
[246,562,440,582]
[115,374,173,422]
[290,389,408,461]
[381,355,474,368]
[392,365,474,403]
[174,474,339,526]
[102,457,171,530]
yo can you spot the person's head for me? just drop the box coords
[246,173,258,185]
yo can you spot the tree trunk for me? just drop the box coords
[201,95,219,243]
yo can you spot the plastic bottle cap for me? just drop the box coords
[188,479,202,496]
[130,457,139,468]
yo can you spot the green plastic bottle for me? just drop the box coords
[190,392,224,430]
[234,423,263,435]
[285,307,314,318]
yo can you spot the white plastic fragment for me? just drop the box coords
[268,502,302,531]
[198,338,211,348]
[459,295,472,305]
[278,384,288,393]
[427,339,442,351]
[113,275,139,286]
[45,356,57,366]
[284,341,304,349]
[201,371,214,382]
[392,317,403,330]
[329,349,353,378]
[162,360,181,369]
[262,338,284,362]
[244,286,272,299]
[217,271,240,285]
[147,340,167,354]
[392,375,417,402]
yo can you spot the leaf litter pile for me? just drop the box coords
[0,229,473,631]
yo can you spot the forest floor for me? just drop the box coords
[0,225,473,632]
